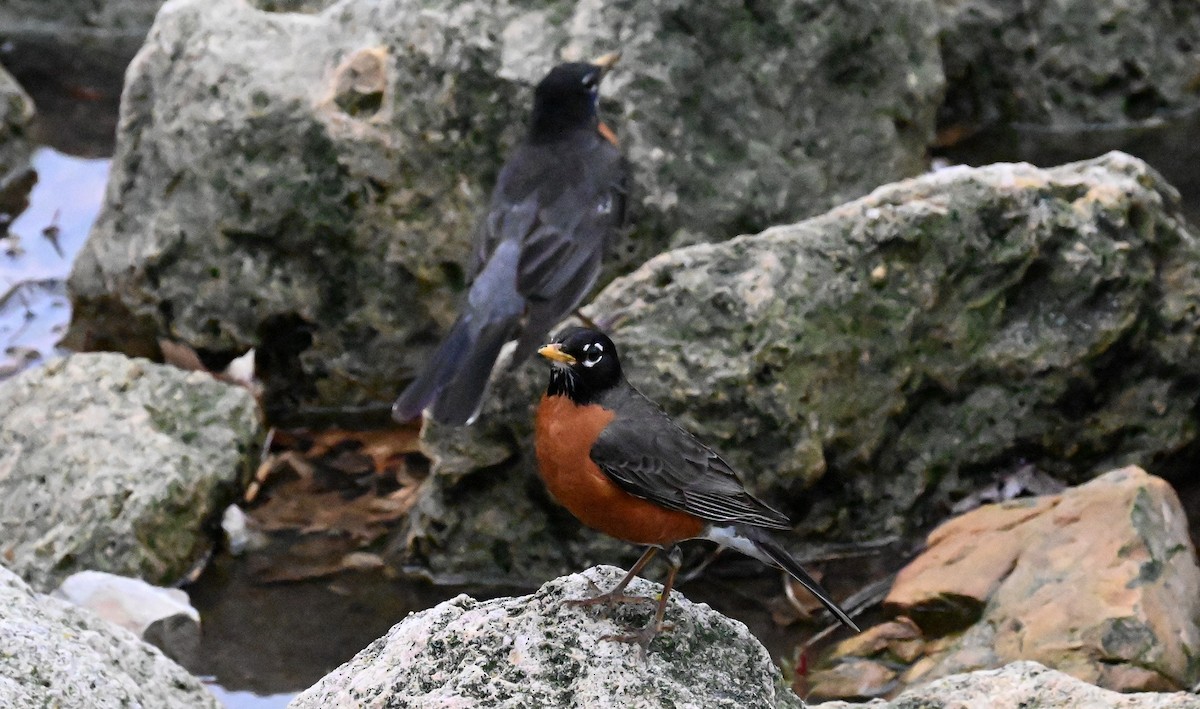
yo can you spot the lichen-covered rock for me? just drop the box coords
[289,565,802,709]
[0,65,35,215]
[65,0,943,416]
[811,661,1200,709]
[937,0,1200,127]
[0,565,219,709]
[399,152,1200,585]
[0,353,261,591]
[809,467,1200,699]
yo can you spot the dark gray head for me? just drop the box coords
[529,52,620,139]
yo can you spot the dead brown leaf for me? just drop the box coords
[237,422,426,583]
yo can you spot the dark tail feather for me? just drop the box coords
[750,532,860,632]
[426,318,516,425]
[391,316,476,423]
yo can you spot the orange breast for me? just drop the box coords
[534,394,705,546]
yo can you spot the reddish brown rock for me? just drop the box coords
[811,466,1200,699]
[831,617,924,663]
[811,662,1200,709]
[885,496,1058,633]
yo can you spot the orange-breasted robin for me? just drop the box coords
[392,53,628,426]
[535,327,859,654]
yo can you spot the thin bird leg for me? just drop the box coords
[566,546,658,609]
[604,545,683,659]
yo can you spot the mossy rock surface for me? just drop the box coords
[400,152,1200,584]
[0,353,261,591]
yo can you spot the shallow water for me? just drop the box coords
[0,148,108,378]
[183,553,536,705]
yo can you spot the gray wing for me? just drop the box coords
[471,132,626,287]
[510,137,627,361]
[589,390,791,530]
[516,146,626,301]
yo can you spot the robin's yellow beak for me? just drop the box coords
[538,343,577,365]
[591,51,621,75]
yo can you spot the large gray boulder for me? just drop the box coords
[0,353,261,591]
[397,151,1200,584]
[65,0,943,417]
[290,565,803,709]
[0,565,219,709]
[811,661,1200,709]
[937,0,1200,128]
[0,65,35,215]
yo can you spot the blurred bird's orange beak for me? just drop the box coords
[538,343,577,365]
[591,51,621,75]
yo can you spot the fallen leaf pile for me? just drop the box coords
[238,425,426,583]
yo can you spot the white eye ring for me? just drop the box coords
[581,341,604,367]
[582,72,598,88]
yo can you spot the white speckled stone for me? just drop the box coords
[291,565,803,709]
[812,661,1200,709]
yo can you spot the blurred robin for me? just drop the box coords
[392,53,628,426]
[535,327,859,654]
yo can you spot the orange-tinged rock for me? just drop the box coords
[885,495,1057,632]
[831,617,923,660]
[808,658,897,701]
[978,468,1200,690]
[817,466,1200,698]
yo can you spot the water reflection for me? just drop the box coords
[203,686,293,709]
[183,551,526,700]
[0,147,108,379]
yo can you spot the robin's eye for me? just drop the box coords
[581,72,599,89]
[581,341,605,367]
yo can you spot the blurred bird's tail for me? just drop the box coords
[391,311,519,426]
[393,227,527,426]
[391,315,475,424]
